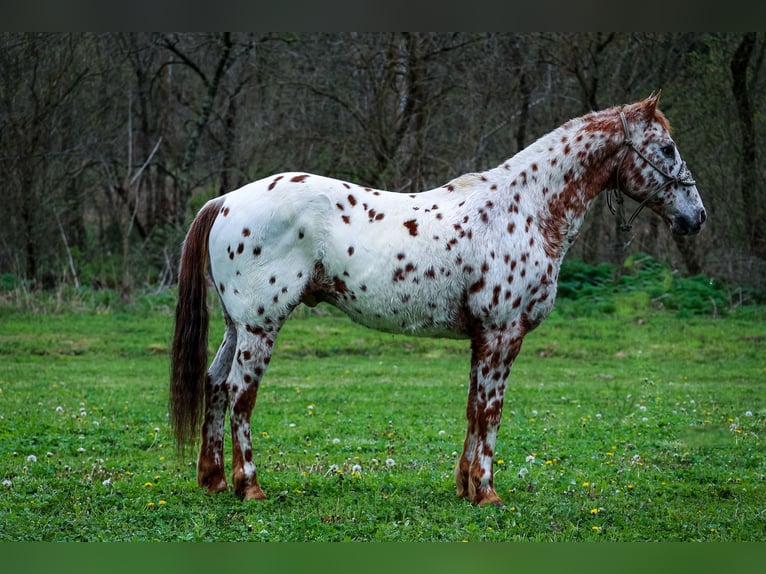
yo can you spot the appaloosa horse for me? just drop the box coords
[171,92,706,506]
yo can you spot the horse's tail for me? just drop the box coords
[170,197,224,454]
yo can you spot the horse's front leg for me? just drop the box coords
[457,330,523,506]
[228,324,278,500]
[197,319,236,494]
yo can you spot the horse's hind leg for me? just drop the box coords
[228,321,281,500]
[197,315,236,494]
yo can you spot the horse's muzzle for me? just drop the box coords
[671,208,707,235]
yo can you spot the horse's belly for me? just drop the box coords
[315,276,469,339]
[333,298,469,339]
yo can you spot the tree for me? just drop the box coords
[731,32,765,258]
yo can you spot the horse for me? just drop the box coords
[170,92,706,507]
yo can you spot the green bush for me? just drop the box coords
[557,253,765,317]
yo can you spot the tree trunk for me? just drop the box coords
[731,32,765,257]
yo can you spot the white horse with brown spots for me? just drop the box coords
[171,92,706,506]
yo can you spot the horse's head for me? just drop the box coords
[611,91,707,235]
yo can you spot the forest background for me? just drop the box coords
[1,32,764,300]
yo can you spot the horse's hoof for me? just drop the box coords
[241,484,267,501]
[204,480,229,494]
[473,491,504,507]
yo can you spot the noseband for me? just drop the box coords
[607,111,696,232]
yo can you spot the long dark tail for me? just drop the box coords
[170,198,224,454]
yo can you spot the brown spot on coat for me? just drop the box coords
[403,219,419,236]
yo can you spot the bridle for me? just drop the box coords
[607,110,696,232]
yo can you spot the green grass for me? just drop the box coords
[0,297,764,541]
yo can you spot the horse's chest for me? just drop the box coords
[464,248,559,333]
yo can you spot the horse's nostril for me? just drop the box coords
[699,209,707,224]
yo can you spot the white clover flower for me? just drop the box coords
[438,430,446,436]
[3,479,12,488]
[639,405,647,412]
[46,452,54,458]
[525,454,536,464]
[351,464,362,474]
[55,406,64,413]
[745,411,753,417]
[77,447,85,453]
[595,413,602,420]
[641,417,649,422]
[385,458,396,469]
[102,478,112,487]
[518,467,529,478]
[26,454,37,463]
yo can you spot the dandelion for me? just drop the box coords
[385,458,396,469]
[146,502,155,508]
[158,500,167,506]
[582,481,590,487]
[144,482,153,487]
[592,526,601,532]
[26,455,37,463]
[590,508,600,515]
[496,459,504,466]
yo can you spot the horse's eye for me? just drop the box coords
[660,143,675,159]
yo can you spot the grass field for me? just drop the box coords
[0,292,764,541]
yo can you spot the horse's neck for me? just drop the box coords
[493,115,623,261]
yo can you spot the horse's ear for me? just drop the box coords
[644,89,662,117]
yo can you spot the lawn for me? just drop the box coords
[0,295,764,541]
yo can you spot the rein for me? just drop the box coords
[607,111,696,232]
